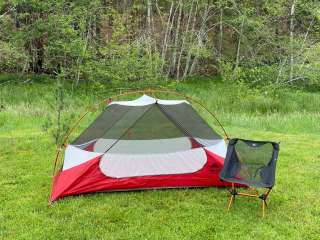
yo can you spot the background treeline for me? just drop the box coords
[0,0,319,88]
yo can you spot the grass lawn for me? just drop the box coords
[0,77,319,239]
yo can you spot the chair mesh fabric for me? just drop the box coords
[71,102,222,154]
[220,138,279,188]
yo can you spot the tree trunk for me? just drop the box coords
[182,2,198,79]
[160,1,175,73]
[176,0,194,80]
[189,3,210,76]
[75,15,91,87]
[289,0,296,83]
[147,0,152,36]
[167,0,182,79]
[146,0,153,58]
[219,6,223,59]
[233,15,245,80]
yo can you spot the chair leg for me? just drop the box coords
[261,188,272,218]
[226,185,272,217]
[264,188,272,199]
[262,199,266,217]
[227,183,236,211]
[227,195,235,211]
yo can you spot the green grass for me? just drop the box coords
[0,76,319,239]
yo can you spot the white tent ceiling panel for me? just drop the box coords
[108,94,189,106]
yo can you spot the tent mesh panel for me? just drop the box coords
[158,103,221,140]
[220,139,279,188]
[73,104,131,145]
[72,102,222,154]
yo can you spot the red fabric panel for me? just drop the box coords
[84,141,96,152]
[50,149,231,202]
[189,137,202,149]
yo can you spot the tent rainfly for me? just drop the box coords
[50,94,231,202]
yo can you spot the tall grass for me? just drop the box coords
[1,75,319,139]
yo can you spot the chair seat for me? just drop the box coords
[220,138,279,189]
[221,177,273,188]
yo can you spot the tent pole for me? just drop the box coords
[53,88,229,172]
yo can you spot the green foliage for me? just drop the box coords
[41,76,74,145]
[189,42,213,59]
[298,43,320,86]
[220,61,280,86]
[218,60,234,82]
[82,41,163,84]
[0,0,319,88]
[0,41,28,72]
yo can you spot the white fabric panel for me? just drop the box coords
[63,145,103,170]
[109,94,156,106]
[99,148,207,178]
[195,138,223,147]
[109,94,189,106]
[74,139,97,149]
[93,137,192,154]
[204,139,227,158]
[157,99,189,105]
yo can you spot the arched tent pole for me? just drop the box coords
[51,88,229,179]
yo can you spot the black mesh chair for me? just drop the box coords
[220,138,280,217]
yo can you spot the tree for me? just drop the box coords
[0,0,319,87]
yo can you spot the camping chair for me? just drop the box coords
[220,138,280,217]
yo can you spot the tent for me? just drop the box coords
[50,94,230,202]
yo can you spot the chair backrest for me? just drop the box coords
[220,138,279,188]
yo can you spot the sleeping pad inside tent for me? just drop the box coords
[50,94,230,202]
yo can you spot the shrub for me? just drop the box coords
[0,41,28,72]
[81,40,163,85]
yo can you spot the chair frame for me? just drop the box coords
[227,183,272,217]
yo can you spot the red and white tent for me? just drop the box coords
[50,94,230,202]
